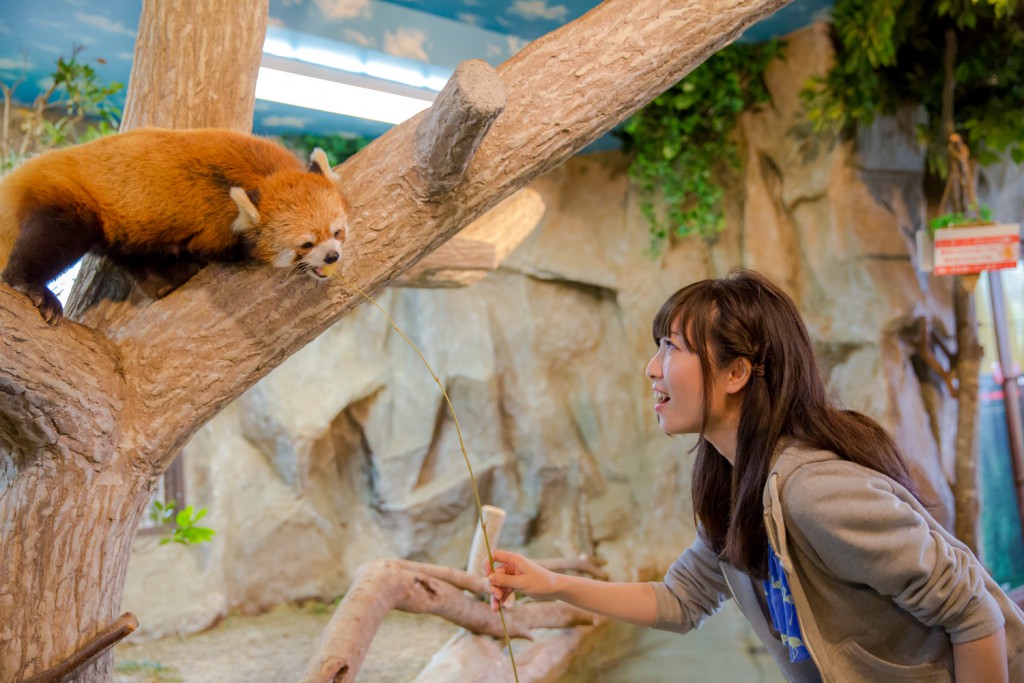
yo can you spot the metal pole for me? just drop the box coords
[988,270,1024,539]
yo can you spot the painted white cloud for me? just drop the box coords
[315,0,371,20]
[262,115,311,128]
[29,17,69,32]
[31,42,63,56]
[458,13,481,26]
[509,0,568,21]
[267,16,285,27]
[342,29,372,48]
[74,12,136,37]
[0,57,33,71]
[463,0,482,6]
[507,35,529,55]
[117,52,134,61]
[384,27,428,62]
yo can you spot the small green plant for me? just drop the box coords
[928,204,993,231]
[114,659,181,683]
[148,500,216,546]
[616,40,783,250]
[1,45,122,171]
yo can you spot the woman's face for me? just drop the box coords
[645,319,731,436]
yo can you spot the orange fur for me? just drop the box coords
[0,127,350,320]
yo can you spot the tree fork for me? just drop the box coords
[0,1,794,680]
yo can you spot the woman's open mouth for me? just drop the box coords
[653,389,670,410]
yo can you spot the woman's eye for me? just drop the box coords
[660,338,675,350]
[301,242,314,250]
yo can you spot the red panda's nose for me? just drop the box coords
[324,251,339,264]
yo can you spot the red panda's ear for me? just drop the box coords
[308,148,340,182]
[229,187,261,233]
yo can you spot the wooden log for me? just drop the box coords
[414,60,507,197]
[299,559,595,683]
[467,505,507,577]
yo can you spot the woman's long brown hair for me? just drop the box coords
[652,268,920,580]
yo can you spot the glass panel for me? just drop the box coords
[977,264,1024,589]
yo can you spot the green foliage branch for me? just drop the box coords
[149,501,216,546]
[1,45,123,171]
[802,0,1024,174]
[615,40,782,249]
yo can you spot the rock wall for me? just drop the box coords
[123,23,958,640]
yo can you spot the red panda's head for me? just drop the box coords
[230,148,349,280]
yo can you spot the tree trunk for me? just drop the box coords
[0,0,793,680]
[953,277,983,548]
[0,1,268,681]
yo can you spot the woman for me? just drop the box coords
[487,268,1024,682]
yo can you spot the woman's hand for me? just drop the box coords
[485,549,560,611]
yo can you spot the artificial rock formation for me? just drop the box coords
[123,29,959,680]
[1,0,795,679]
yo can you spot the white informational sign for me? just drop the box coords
[933,223,1020,276]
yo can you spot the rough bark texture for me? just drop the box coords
[300,558,597,683]
[0,0,792,680]
[122,0,267,133]
[414,60,507,197]
[0,1,268,681]
[953,277,983,549]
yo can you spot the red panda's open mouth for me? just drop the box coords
[311,266,328,279]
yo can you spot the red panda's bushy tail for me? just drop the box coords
[0,177,19,272]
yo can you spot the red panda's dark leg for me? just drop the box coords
[1,204,103,322]
[106,251,206,300]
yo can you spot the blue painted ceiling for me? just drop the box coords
[0,0,833,141]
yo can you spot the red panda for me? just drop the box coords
[0,127,350,322]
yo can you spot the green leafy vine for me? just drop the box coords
[802,0,1024,175]
[616,40,783,249]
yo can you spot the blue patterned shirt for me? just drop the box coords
[764,548,812,663]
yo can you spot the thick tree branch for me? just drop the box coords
[1,0,793,472]
[0,288,123,463]
[300,558,596,683]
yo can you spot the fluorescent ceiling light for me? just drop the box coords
[263,34,365,74]
[256,65,434,125]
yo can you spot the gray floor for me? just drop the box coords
[114,599,786,682]
[554,601,786,683]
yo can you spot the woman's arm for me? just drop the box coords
[486,549,658,627]
[953,628,1009,683]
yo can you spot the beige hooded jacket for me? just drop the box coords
[651,445,1024,682]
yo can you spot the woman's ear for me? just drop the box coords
[725,357,753,395]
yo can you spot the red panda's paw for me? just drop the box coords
[12,283,64,324]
